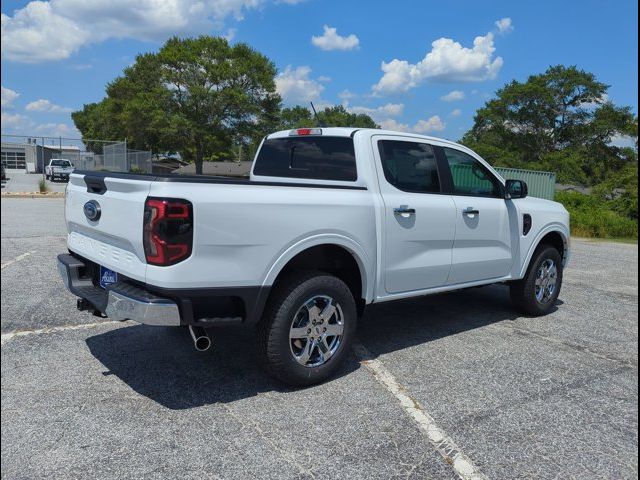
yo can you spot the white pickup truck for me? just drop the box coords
[45,158,75,181]
[58,127,570,385]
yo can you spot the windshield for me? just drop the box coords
[51,160,72,167]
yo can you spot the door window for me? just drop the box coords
[441,147,501,198]
[378,140,440,193]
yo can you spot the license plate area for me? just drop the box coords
[99,266,118,289]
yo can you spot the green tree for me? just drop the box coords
[317,105,379,128]
[462,65,636,185]
[276,104,379,130]
[73,36,281,174]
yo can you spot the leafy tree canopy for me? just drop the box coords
[73,36,281,174]
[461,65,637,186]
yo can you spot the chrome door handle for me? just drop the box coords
[394,207,416,215]
[463,207,480,216]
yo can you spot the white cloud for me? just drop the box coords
[26,99,73,113]
[412,115,446,133]
[440,90,465,102]
[495,17,513,34]
[378,118,409,132]
[33,122,81,137]
[348,103,404,121]
[379,115,446,134]
[610,134,637,149]
[581,93,609,109]
[450,109,462,117]
[311,25,359,51]
[338,90,356,100]
[275,66,325,104]
[1,86,20,109]
[372,30,504,94]
[1,2,89,62]
[1,0,267,63]
[1,112,30,129]
[224,28,237,42]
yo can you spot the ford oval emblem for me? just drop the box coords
[84,200,101,221]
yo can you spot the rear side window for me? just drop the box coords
[378,140,440,193]
[253,136,357,181]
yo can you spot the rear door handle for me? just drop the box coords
[394,207,416,215]
[463,207,480,216]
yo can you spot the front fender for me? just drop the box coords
[518,223,570,278]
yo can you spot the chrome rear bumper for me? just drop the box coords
[57,253,181,326]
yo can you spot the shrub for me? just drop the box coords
[38,178,48,194]
[555,191,638,239]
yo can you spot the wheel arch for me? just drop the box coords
[519,225,570,278]
[262,235,373,311]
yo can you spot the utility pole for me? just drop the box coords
[41,137,45,181]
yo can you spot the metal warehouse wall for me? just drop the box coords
[495,168,556,200]
[449,165,556,200]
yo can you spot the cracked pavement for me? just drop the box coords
[1,198,638,479]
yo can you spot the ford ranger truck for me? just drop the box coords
[45,159,75,181]
[57,127,570,386]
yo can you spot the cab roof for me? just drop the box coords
[266,127,462,148]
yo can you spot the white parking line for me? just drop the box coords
[1,320,126,346]
[1,251,35,270]
[353,341,488,480]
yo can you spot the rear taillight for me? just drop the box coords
[143,197,193,266]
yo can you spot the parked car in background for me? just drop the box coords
[58,127,570,386]
[45,159,75,182]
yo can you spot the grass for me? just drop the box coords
[555,191,638,239]
[38,178,48,194]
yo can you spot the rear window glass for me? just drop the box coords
[51,160,71,167]
[378,140,440,193]
[253,136,357,181]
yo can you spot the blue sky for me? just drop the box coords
[1,0,638,142]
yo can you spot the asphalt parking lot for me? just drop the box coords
[1,170,68,194]
[1,197,638,479]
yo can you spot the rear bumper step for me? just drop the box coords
[57,254,181,326]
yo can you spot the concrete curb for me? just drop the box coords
[1,192,65,198]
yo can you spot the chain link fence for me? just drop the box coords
[1,135,152,174]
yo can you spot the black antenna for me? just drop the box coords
[310,102,326,127]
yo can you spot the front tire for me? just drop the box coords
[510,245,563,316]
[259,271,357,387]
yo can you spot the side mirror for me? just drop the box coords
[505,179,528,199]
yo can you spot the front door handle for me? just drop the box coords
[463,207,480,216]
[394,207,416,215]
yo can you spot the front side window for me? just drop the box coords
[442,147,501,198]
[378,140,440,193]
[253,136,357,181]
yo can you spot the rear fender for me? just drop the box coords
[262,233,374,302]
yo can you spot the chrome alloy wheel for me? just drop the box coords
[535,259,558,303]
[289,295,344,368]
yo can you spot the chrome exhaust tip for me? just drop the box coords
[188,325,211,352]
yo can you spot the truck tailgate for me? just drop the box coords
[65,173,153,282]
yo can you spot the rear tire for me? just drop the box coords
[510,245,563,316]
[258,271,357,387]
